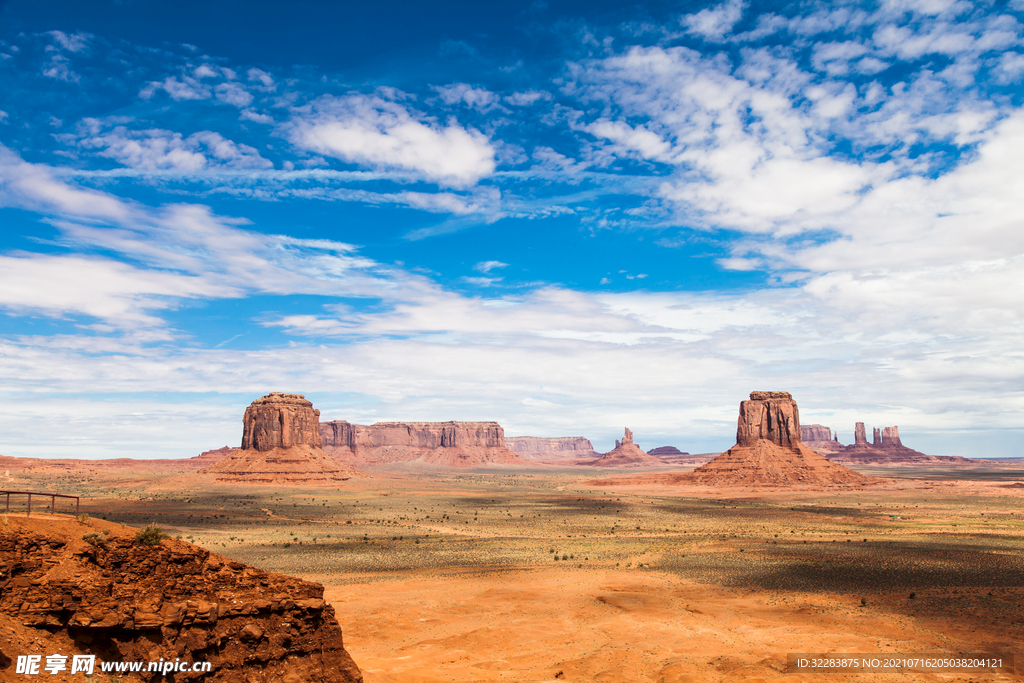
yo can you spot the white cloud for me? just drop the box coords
[42,54,78,82]
[435,83,503,111]
[0,255,225,327]
[287,94,496,187]
[474,260,508,274]
[681,0,747,41]
[46,30,89,52]
[247,68,275,87]
[240,109,274,124]
[0,146,428,329]
[140,76,211,101]
[585,119,674,163]
[215,82,254,107]
[0,144,131,222]
[396,188,500,215]
[69,122,273,172]
[505,90,551,106]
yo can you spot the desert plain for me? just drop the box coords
[5,462,1024,683]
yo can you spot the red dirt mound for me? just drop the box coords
[199,444,359,484]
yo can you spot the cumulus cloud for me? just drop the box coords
[247,68,275,87]
[505,90,551,106]
[215,82,254,107]
[68,122,273,172]
[286,94,497,187]
[435,83,503,111]
[45,30,90,52]
[140,75,211,101]
[682,0,747,40]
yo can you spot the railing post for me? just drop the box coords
[76,497,80,516]
[26,493,31,518]
[51,495,55,517]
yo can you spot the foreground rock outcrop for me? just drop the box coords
[202,393,359,484]
[684,392,869,487]
[0,517,362,682]
[320,420,527,466]
[587,428,665,468]
[505,436,599,460]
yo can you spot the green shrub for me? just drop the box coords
[76,513,89,525]
[135,524,165,546]
[82,531,107,549]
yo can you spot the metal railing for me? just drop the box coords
[1,490,80,517]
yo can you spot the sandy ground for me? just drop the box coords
[3,465,1023,682]
[327,567,1021,683]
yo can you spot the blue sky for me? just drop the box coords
[1,0,1022,459]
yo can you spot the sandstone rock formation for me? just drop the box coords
[855,421,868,445]
[881,426,903,446]
[587,428,665,468]
[800,424,844,457]
[242,392,323,450]
[801,424,832,443]
[320,420,527,467]
[799,421,992,468]
[0,517,362,682]
[505,436,599,460]
[736,391,802,448]
[201,393,359,484]
[190,446,237,466]
[827,423,975,466]
[684,392,869,487]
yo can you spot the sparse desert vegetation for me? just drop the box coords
[6,464,1024,681]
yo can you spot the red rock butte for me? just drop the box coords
[320,420,528,466]
[684,391,869,487]
[201,393,359,484]
[588,428,665,468]
[801,421,979,467]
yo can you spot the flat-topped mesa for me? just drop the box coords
[801,424,832,443]
[736,391,801,450]
[319,420,526,466]
[242,392,322,451]
[800,424,843,457]
[505,436,599,460]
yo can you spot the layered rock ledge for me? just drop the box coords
[0,517,362,682]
